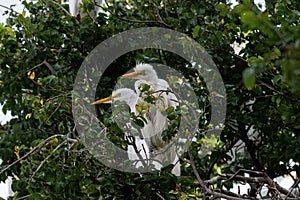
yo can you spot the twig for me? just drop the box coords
[16,195,30,200]
[46,101,62,122]
[126,135,148,167]
[203,174,266,185]
[202,169,299,199]
[0,134,67,175]
[214,189,252,199]
[258,80,299,102]
[225,168,264,182]
[226,49,248,63]
[0,4,13,11]
[117,16,172,28]
[286,178,300,199]
[186,150,254,200]
[47,0,72,17]
[156,192,166,200]
[26,60,55,74]
[30,139,72,179]
[100,2,172,28]
[155,6,171,28]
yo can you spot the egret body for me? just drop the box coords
[121,64,181,176]
[92,88,150,168]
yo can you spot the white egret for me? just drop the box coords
[69,0,102,18]
[121,64,181,176]
[122,64,179,109]
[91,88,150,168]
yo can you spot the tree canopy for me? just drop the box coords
[0,0,299,199]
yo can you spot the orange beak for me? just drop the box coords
[121,70,143,78]
[91,96,111,105]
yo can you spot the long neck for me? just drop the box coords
[127,93,138,114]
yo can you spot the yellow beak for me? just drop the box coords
[91,96,111,105]
[121,70,143,78]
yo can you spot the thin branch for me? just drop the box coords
[186,150,251,200]
[99,2,172,28]
[155,6,171,28]
[156,192,166,200]
[258,80,299,102]
[214,189,253,199]
[0,134,69,175]
[47,0,72,17]
[203,174,266,185]
[46,100,62,122]
[116,16,172,28]
[201,169,299,199]
[126,135,148,167]
[227,49,248,63]
[0,4,13,10]
[286,178,300,199]
[185,149,295,200]
[43,60,55,74]
[186,150,207,189]
[16,195,30,200]
[225,168,264,182]
[30,138,74,179]
[26,60,55,74]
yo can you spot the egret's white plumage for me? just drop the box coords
[92,64,181,176]
[122,64,181,176]
[92,88,150,168]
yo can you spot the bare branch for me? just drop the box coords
[156,192,166,200]
[0,134,77,175]
[98,2,172,28]
[186,150,252,200]
[27,60,55,74]
[30,137,77,179]
[199,169,300,199]
[46,100,62,122]
[47,0,72,17]
[16,195,30,200]
[203,174,265,185]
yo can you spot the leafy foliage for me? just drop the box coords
[0,0,299,199]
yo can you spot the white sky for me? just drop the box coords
[0,105,14,125]
[0,0,25,24]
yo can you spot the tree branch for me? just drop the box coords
[26,60,55,74]
[0,134,78,175]
[199,169,299,199]
[186,150,253,200]
[30,137,76,180]
[99,2,172,28]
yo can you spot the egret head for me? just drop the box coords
[121,64,158,83]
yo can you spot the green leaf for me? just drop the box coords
[29,193,44,200]
[241,11,259,29]
[192,25,200,38]
[243,68,256,90]
[134,118,144,127]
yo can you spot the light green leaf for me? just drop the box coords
[192,25,201,38]
[243,68,256,90]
